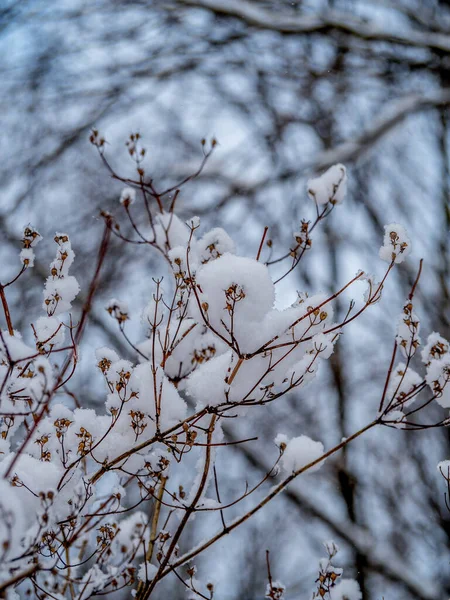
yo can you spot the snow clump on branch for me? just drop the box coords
[280,435,325,474]
[329,578,362,600]
[307,164,347,205]
[19,224,41,268]
[42,233,79,316]
[120,187,136,206]
[0,146,441,600]
[379,223,411,264]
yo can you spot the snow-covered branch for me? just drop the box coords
[0,134,447,600]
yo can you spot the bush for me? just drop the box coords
[0,133,448,600]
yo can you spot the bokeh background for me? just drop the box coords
[2,1,450,598]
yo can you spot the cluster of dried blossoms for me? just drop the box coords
[0,134,448,600]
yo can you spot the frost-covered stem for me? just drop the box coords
[139,415,217,599]
[160,284,178,365]
[161,418,378,579]
[0,284,14,336]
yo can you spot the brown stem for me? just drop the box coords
[160,418,378,579]
[226,357,244,385]
[0,285,14,336]
[408,258,423,301]
[0,564,38,594]
[256,226,269,261]
[139,415,217,599]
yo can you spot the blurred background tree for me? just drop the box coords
[2,1,450,598]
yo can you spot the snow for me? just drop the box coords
[34,315,65,352]
[307,164,347,205]
[329,578,362,600]
[43,275,80,316]
[274,433,289,450]
[185,287,339,406]
[421,332,449,366]
[42,234,79,316]
[311,331,338,360]
[120,187,136,206]
[19,224,41,268]
[112,511,149,559]
[265,580,285,599]
[95,346,121,371]
[281,435,325,474]
[138,562,158,582]
[186,350,231,408]
[193,253,275,348]
[437,460,450,479]
[0,332,35,362]
[360,272,383,304]
[106,298,129,322]
[153,212,192,251]
[22,224,41,248]
[197,227,235,263]
[386,363,422,409]
[379,223,412,264]
[19,248,35,267]
[0,480,26,562]
[187,215,200,229]
[130,362,187,428]
[51,233,75,276]
[426,357,450,408]
[396,301,420,358]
